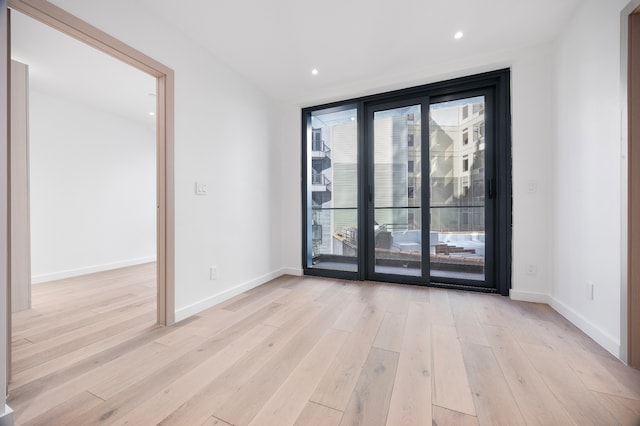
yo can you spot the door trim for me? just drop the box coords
[625,3,640,368]
[6,0,175,326]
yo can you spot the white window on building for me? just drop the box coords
[474,121,485,142]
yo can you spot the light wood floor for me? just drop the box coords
[9,263,640,425]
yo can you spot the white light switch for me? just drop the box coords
[526,181,537,194]
[195,182,208,195]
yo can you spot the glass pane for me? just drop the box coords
[373,105,422,276]
[307,107,358,272]
[429,97,485,280]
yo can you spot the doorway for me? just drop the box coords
[302,70,511,294]
[6,0,175,327]
[11,9,157,300]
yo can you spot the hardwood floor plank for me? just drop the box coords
[13,307,155,372]
[63,302,290,425]
[87,335,206,400]
[568,347,640,400]
[294,402,343,426]
[386,301,432,426]
[521,342,619,425]
[373,312,406,353]
[310,293,389,411]
[157,302,326,426]
[214,301,348,425]
[339,348,399,426]
[13,339,200,424]
[461,342,525,425]
[431,325,476,416]
[428,289,454,326]
[449,291,489,347]
[201,417,233,426]
[332,301,367,332]
[247,328,348,426]
[482,325,573,425]
[21,390,104,426]
[382,284,413,314]
[113,324,278,426]
[432,405,479,426]
[10,317,157,389]
[594,392,640,425]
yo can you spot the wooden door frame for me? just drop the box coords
[623,0,640,367]
[5,0,175,326]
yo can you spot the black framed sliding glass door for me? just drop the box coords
[365,93,494,288]
[302,70,511,295]
[367,100,427,280]
[303,105,360,274]
[428,95,493,286]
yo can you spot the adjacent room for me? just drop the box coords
[0,0,639,424]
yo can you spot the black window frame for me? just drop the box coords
[301,69,512,295]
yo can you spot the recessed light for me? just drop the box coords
[351,117,356,121]
[454,31,464,40]
[311,69,319,75]
[149,112,156,116]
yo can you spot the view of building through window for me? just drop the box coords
[307,97,486,281]
[309,108,358,272]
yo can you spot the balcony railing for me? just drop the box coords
[311,140,331,158]
[311,172,332,192]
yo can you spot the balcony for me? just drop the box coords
[311,140,331,159]
[311,172,332,193]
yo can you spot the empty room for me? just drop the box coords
[1,0,640,425]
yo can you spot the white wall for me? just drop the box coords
[29,89,156,283]
[510,45,555,302]
[279,47,557,304]
[551,0,627,357]
[47,0,283,321]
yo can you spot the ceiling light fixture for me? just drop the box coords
[454,31,464,40]
[311,69,319,75]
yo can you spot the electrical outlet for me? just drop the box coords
[195,182,208,195]
[526,264,537,276]
[210,266,217,281]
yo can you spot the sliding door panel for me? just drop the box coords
[305,106,359,274]
[371,104,423,277]
[429,97,487,282]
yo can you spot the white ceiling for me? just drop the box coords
[10,10,157,126]
[136,0,582,103]
[10,0,583,113]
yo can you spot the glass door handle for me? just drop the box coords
[488,179,495,199]
[369,185,373,202]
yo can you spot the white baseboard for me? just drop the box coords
[548,296,620,358]
[174,268,291,323]
[510,289,620,358]
[31,256,156,284]
[0,405,14,426]
[510,290,550,304]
